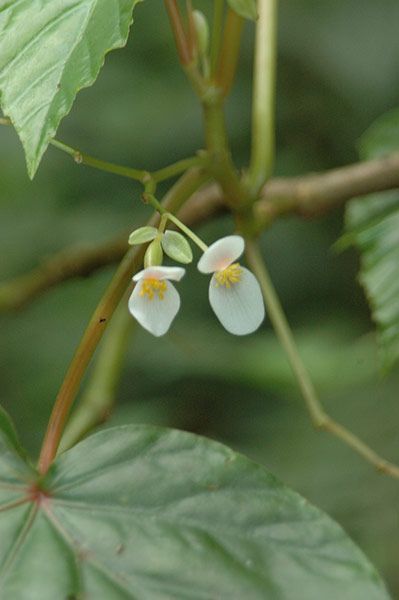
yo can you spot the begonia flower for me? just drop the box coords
[129,266,185,336]
[197,236,264,335]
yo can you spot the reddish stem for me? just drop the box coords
[164,0,192,65]
[37,169,208,475]
[38,246,144,474]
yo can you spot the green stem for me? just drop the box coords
[58,300,133,454]
[165,212,208,252]
[1,118,205,185]
[245,239,399,479]
[49,139,147,181]
[152,154,207,182]
[247,0,277,192]
[202,101,245,206]
[51,138,204,184]
[245,240,324,424]
[158,213,169,234]
[210,0,225,76]
[142,193,164,214]
[38,168,210,475]
[215,9,244,97]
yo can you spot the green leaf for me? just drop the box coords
[0,425,390,598]
[0,420,36,490]
[128,226,158,245]
[345,108,399,370]
[162,230,193,264]
[0,0,143,178]
[227,0,258,20]
[0,406,27,460]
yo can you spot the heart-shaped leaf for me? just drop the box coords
[0,0,143,178]
[0,425,390,598]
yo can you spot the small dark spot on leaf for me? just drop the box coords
[116,543,125,555]
[77,548,90,561]
[99,317,106,323]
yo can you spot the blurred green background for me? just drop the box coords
[1,0,399,594]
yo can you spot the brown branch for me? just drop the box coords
[256,152,399,223]
[0,186,224,312]
[2,153,399,311]
[0,237,129,311]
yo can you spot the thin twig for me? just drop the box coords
[245,240,399,479]
[0,188,223,312]
[0,236,129,311]
[1,117,205,183]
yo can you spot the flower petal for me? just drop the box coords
[133,266,185,282]
[197,235,245,274]
[128,280,181,337]
[208,267,265,335]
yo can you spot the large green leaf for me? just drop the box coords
[0,0,143,178]
[0,425,390,598]
[345,108,399,370]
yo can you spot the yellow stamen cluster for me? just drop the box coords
[140,278,167,300]
[214,263,242,288]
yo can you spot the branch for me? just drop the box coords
[0,184,224,312]
[256,152,399,223]
[0,236,129,311]
[2,153,399,311]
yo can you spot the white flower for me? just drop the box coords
[197,235,265,335]
[129,266,185,337]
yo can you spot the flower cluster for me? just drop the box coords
[128,234,265,337]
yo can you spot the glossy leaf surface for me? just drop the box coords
[0,425,390,599]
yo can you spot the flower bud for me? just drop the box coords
[193,10,209,58]
[144,238,163,268]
